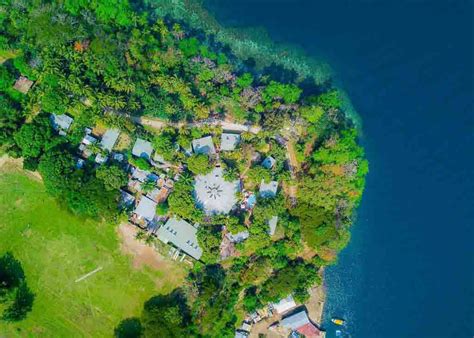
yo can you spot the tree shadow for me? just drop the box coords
[143,288,191,322]
[0,252,35,322]
[114,317,143,338]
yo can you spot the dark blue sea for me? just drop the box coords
[204,1,473,337]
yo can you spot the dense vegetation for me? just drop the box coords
[0,170,186,335]
[0,253,34,322]
[0,0,367,335]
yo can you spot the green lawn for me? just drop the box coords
[0,167,185,337]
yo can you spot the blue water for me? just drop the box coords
[204,1,473,337]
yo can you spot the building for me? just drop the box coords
[280,310,322,337]
[120,190,135,208]
[131,168,158,183]
[100,129,120,152]
[268,216,278,236]
[76,158,85,169]
[13,76,34,94]
[234,331,248,338]
[113,153,125,162]
[153,152,166,164]
[262,156,276,169]
[272,295,296,315]
[147,186,171,204]
[194,167,240,215]
[192,136,216,155]
[81,134,98,145]
[50,114,74,135]
[156,217,203,260]
[132,138,153,159]
[134,196,157,223]
[259,180,278,198]
[220,133,240,151]
[94,153,108,164]
[226,231,249,243]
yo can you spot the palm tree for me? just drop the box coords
[135,230,146,241]
[144,235,155,246]
[179,172,194,186]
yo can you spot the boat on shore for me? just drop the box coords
[331,318,345,326]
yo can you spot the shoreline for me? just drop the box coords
[306,269,326,332]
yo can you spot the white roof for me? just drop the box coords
[268,216,278,236]
[280,310,310,330]
[132,138,153,159]
[131,168,150,182]
[100,129,120,151]
[235,331,248,338]
[82,135,98,145]
[194,167,240,215]
[156,217,203,260]
[226,231,249,243]
[134,196,157,221]
[192,136,216,155]
[259,180,278,198]
[113,153,125,162]
[272,295,296,314]
[94,153,108,164]
[50,114,73,132]
[220,133,240,151]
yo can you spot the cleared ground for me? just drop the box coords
[0,161,186,337]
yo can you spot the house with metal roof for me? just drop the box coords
[194,167,240,215]
[220,133,240,151]
[50,114,74,135]
[13,76,34,94]
[131,167,158,183]
[81,134,98,145]
[134,196,157,222]
[226,230,249,243]
[94,153,108,164]
[280,310,322,337]
[268,216,278,236]
[120,190,135,208]
[132,138,153,159]
[259,180,278,198]
[234,331,249,338]
[271,295,296,315]
[192,136,216,155]
[100,128,120,152]
[156,217,203,260]
[281,310,310,330]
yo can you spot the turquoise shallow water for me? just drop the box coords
[204,1,473,337]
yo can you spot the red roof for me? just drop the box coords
[297,322,322,337]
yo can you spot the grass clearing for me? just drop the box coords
[0,166,187,337]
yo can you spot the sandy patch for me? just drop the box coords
[0,155,42,181]
[117,223,168,271]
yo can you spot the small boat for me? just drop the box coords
[331,318,345,326]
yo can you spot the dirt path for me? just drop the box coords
[134,116,261,134]
[285,141,299,201]
[304,134,318,157]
